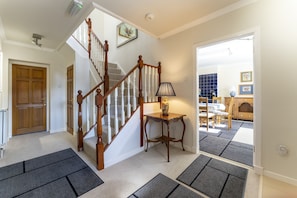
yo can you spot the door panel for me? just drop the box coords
[12,64,47,135]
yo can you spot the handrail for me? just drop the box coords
[82,81,105,100]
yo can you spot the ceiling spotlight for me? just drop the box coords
[145,13,155,21]
[32,33,43,47]
[68,0,83,16]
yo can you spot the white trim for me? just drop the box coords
[104,147,144,168]
[159,0,258,39]
[0,17,6,40]
[0,51,2,92]
[50,128,67,133]
[264,170,297,187]
[254,165,264,175]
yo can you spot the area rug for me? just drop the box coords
[199,121,253,166]
[128,173,203,198]
[0,148,103,198]
[177,154,248,198]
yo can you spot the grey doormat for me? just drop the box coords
[177,154,248,198]
[199,121,253,166]
[0,148,103,198]
[221,141,253,166]
[128,173,203,198]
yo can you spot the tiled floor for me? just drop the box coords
[0,131,296,197]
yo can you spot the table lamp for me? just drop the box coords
[155,82,176,116]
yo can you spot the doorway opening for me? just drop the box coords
[197,34,255,167]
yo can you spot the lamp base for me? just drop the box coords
[161,102,169,116]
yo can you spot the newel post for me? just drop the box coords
[77,90,83,151]
[95,89,104,170]
[103,40,109,114]
[87,18,92,58]
[138,55,144,147]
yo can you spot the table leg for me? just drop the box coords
[144,118,149,152]
[181,117,186,151]
[167,121,170,162]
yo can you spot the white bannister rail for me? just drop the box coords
[72,20,88,50]
[101,59,160,150]
[77,55,161,170]
[72,18,107,81]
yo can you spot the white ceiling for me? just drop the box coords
[198,35,254,67]
[0,0,255,50]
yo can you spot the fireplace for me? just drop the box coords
[238,102,253,113]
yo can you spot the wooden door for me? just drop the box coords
[12,64,47,135]
[67,65,74,134]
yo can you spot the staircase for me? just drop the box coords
[84,63,125,162]
[72,18,161,170]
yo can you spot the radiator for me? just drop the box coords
[0,109,8,145]
[0,109,7,158]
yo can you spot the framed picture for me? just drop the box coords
[239,84,253,95]
[117,22,138,47]
[240,71,252,82]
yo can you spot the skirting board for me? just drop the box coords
[104,147,144,168]
[50,128,66,133]
[254,165,263,175]
[264,170,297,187]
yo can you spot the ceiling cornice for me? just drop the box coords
[159,0,258,39]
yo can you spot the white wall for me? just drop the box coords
[89,9,160,73]
[1,42,73,136]
[199,62,253,99]
[155,0,297,184]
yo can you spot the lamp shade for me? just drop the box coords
[155,82,176,96]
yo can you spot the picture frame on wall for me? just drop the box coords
[116,22,138,47]
[239,84,253,95]
[240,71,252,82]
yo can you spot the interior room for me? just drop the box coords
[197,35,255,167]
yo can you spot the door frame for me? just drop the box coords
[8,60,50,138]
[194,28,263,174]
[67,65,74,134]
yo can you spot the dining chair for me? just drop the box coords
[212,96,222,124]
[212,96,222,104]
[218,97,234,129]
[199,97,215,131]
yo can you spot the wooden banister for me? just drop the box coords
[82,81,104,100]
[138,56,144,146]
[86,18,91,58]
[77,55,161,171]
[95,89,104,170]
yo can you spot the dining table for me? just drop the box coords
[199,102,226,125]
[199,102,226,112]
